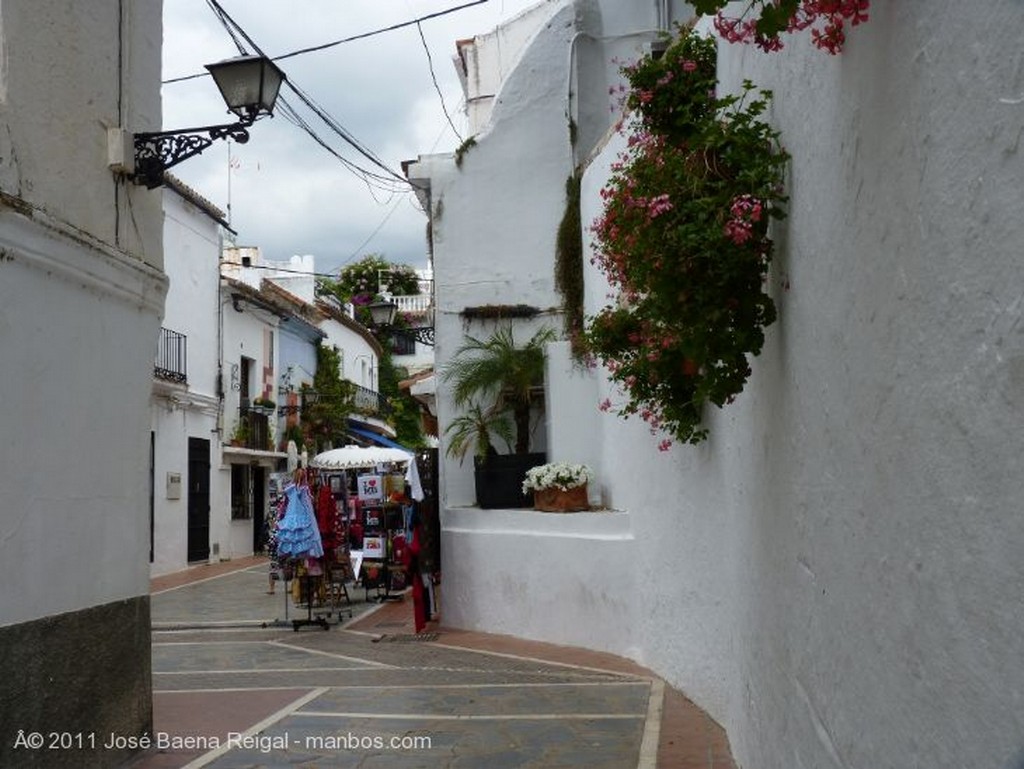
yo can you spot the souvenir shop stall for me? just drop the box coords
[266,465,355,631]
[309,445,434,633]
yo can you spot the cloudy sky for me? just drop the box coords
[162,0,539,275]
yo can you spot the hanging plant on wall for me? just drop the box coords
[693,0,870,54]
[555,174,585,348]
[582,27,789,448]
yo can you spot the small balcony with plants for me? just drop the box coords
[229,407,272,451]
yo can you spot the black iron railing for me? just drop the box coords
[236,406,270,450]
[352,384,391,417]
[155,327,187,383]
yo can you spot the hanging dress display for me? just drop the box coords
[275,481,324,560]
[316,482,339,552]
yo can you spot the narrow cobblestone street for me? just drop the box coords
[123,558,734,768]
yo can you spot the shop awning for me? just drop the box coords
[347,424,414,453]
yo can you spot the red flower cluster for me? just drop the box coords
[723,195,765,245]
[714,0,870,54]
[584,27,789,447]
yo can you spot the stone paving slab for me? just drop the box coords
[302,681,652,718]
[124,557,736,769]
[152,565,370,630]
[154,669,640,694]
[203,712,645,769]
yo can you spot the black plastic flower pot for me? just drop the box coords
[474,452,546,509]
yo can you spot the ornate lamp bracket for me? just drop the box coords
[133,118,254,189]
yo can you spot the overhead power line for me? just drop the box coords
[164,0,489,85]
[201,0,412,193]
[222,261,342,280]
[417,20,463,143]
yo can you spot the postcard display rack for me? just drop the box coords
[356,471,410,602]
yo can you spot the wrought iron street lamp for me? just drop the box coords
[366,300,435,347]
[133,54,286,189]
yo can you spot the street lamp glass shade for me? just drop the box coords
[205,55,286,120]
[368,300,398,327]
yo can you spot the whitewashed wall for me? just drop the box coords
[457,0,561,133]
[0,1,165,624]
[426,1,1024,768]
[149,190,223,576]
[217,301,280,559]
[420,2,579,509]
[579,4,1024,769]
[321,318,379,391]
[0,3,164,762]
[0,214,166,620]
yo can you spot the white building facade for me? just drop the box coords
[150,179,228,575]
[0,3,165,766]
[412,2,1024,768]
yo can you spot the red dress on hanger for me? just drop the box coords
[316,483,338,552]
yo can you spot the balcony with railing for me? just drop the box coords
[352,384,391,417]
[232,406,271,451]
[155,327,187,383]
[390,293,432,315]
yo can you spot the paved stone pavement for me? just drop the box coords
[122,557,735,769]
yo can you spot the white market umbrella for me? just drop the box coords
[310,445,412,470]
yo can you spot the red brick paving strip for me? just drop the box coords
[126,688,315,769]
[150,555,268,594]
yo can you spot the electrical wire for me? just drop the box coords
[274,93,408,197]
[221,261,343,280]
[201,0,413,194]
[283,79,410,189]
[417,20,463,143]
[164,0,490,84]
[342,196,406,266]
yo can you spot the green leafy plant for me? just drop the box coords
[377,348,426,449]
[443,401,514,462]
[283,424,305,452]
[442,325,556,454]
[583,27,789,448]
[230,416,250,446]
[302,344,355,453]
[555,174,585,347]
[454,136,477,168]
[319,254,420,316]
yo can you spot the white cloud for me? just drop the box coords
[162,0,538,274]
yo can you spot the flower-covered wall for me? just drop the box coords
[416,0,1024,767]
[581,4,1024,768]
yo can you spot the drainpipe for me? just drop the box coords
[656,0,670,31]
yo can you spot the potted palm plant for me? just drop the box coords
[443,401,514,463]
[442,324,555,508]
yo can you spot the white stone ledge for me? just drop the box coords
[443,506,633,540]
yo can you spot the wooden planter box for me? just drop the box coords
[533,484,589,512]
